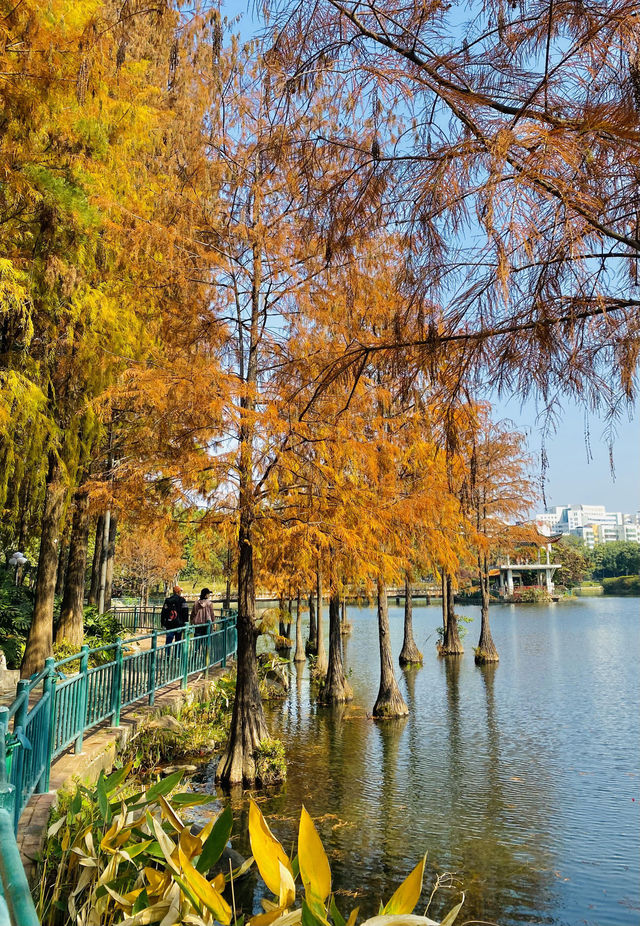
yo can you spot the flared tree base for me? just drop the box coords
[436,640,464,657]
[474,645,499,664]
[216,705,269,787]
[373,685,409,719]
[320,678,353,705]
[399,643,423,667]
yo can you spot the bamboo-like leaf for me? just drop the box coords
[248,799,292,896]
[345,907,359,926]
[382,856,426,915]
[298,806,331,903]
[178,845,232,923]
[330,896,346,926]
[47,816,66,838]
[223,854,255,882]
[158,794,185,833]
[359,916,440,926]
[279,859,296,908]
[212,872,225,892]
[104,761,133,795]
[150,814,179,874]
[145,770,184,802]
[439,895,464,926]
[250,907,289,926]
[179,827,203,862]
[119,899,171,925]
[170,793,212,808]
[196,804,232,874]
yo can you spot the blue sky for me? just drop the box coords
[496,396,639,514]
[223,0,639,516]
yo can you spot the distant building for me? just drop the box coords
[534,504,640,547]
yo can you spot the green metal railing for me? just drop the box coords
[110,605,235,633]
[0,613,237,926]
[111,605,162,631]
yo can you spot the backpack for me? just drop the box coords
[161,598,180,628]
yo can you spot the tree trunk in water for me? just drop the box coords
[56,485,90,647]
[399,574,423,666]
[97,509,111,614]
[441,572,448,636]
[104,510,118,611]
[306,592,317,655]
[278,594,286,637]
[217,170,270,787]
[321,590,352,703]
[294,588,305,662]
[439,572,464,656]
[315,569,327,675]
[87,514,104,607]
[285,597,292,639]
[216,516,268,786]
[373,578,408,718]
[475,553,499,664]
[341,595,351,635]
[21,453,66,677]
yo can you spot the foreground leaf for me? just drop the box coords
[298,806,331,903]
[383,855,426,915]
[196,804,232,874]
[360,916,440,926]
[249,799,292,896]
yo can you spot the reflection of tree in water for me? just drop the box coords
[428,661,556,925]
[341,631,350,674]
[375,716,409,893]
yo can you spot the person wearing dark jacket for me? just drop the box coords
[160,585,189,645]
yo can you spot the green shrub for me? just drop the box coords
[512,587,551,603]
[0,566,34,667]
[254,736,287,785]
[121,676,235,773]
[601,575,640,595]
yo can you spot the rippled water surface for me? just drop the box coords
[192,598,640,926]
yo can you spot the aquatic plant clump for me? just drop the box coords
[39,767,464,926]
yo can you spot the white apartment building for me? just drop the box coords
[534,504,640,547]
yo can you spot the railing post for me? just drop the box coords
[205,621,212,675]
[133,605,138,632]
[181,625,191,689]
[74,646,90,755]
[37,658,57,795]
[222,619,227,668]
[112,640,123,726]
[11,680,29,827]
[149,630,157,706]
[0,706,13,818]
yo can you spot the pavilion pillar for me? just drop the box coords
[506,568,514,596]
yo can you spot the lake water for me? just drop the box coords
[192,597,640,926]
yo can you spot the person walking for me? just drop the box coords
[161,584,189,645]
[191,588,216,663]
[190,588,216,637]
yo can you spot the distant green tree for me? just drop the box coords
[552,538,593,587]
[592,542,640,579]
